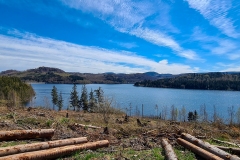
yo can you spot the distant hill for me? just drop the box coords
[134,72,240,91]
[0,67,172,84]
[26,66,65,73]
[0,70,20,75]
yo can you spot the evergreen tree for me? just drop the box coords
[51,86,58,110]
[194,110,198,121]
[188,110,198,121]
[94,87,104,104]
[188,112,194,121]
[79,84,88,111]
[57,92,63,111]
[69,84,78,111]
[88,89,96,112]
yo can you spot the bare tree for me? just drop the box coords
[162,105,168,120]
[236,107,240,126]
[170,105,178,121]
[228,106,235,125]
[200,104,208,122]
[179,106,186,122]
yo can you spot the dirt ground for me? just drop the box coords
[1,106,240,159]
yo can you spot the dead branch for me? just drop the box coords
[181,133,240,160]
[212,138,240,147]
[161,138,178,160]
[0,140,109,160]
[177,138,223,160]
[74,123,101,129]
[0,137,88,157]
[0,129,54,141]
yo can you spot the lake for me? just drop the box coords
[30,84,240,121]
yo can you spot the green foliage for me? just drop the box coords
[51,86,58,109]
[57,92,63,111]
[135,72,240,91]
[174,147,196,160]
[88,89,96,112]
[79,84,88,111]
[0,76,35,105]
[59,117,69,124]
[94,87,104,104]
[69,84,78,111]
[188,110,198,121]
[46,120,54,127]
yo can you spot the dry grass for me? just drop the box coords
[1,105,240,159]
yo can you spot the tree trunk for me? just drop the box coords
[214,145,240,156]
[74,123,101,129]
[181,133,240,160]
[177,138,223,160]
[0,137,88,157]
[0,129,54,141]
[0,140,109,160]
[161,138,178,160]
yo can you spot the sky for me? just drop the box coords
[0,0,240,74]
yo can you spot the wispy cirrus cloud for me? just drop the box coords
[191,27,240,60]
[60,0,200,60]
[185,0,239,38]
[0,29,198,74]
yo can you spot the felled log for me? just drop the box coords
[0,140,109,160]
[177,138,223,160]
[161,138,178,160]
[214,145,240,155]
[0,137,88,157]
[0,129,54,141]
[212,139,240,147]
[181,133,240,160]
[74,123,101,129]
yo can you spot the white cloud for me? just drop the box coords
[191,27,240,60]
[0,30,198,74]
[130,28,200,60]
[185,0,239,38]
[61,0,200,60]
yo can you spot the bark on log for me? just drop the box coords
[74,123,101,129]
[177,138,223,160]
[0,137,88,157]
[0,129,54,141]
[161,138,178,160]
[0,140,109,160]
[214,145,240,155]
[181,133,240,160]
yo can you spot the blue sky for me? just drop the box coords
[0,0,240,74]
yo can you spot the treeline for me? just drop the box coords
[134,72,240,91]
[51,84,122,115]
[0,76,35,106]
[21,72,84,84]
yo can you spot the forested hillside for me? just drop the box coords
[0,76,35,105]
[134,72,240,91]
[0,67,172,84]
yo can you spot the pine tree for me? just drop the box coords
[79,84,88,111]
[57,92,63,111]
[94,87,104,104]
[51,86,58,110]
[88,89,96,112]
[69,84,78,111]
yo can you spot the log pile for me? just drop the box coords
[178,133,240,160]
[0,129,109,160]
